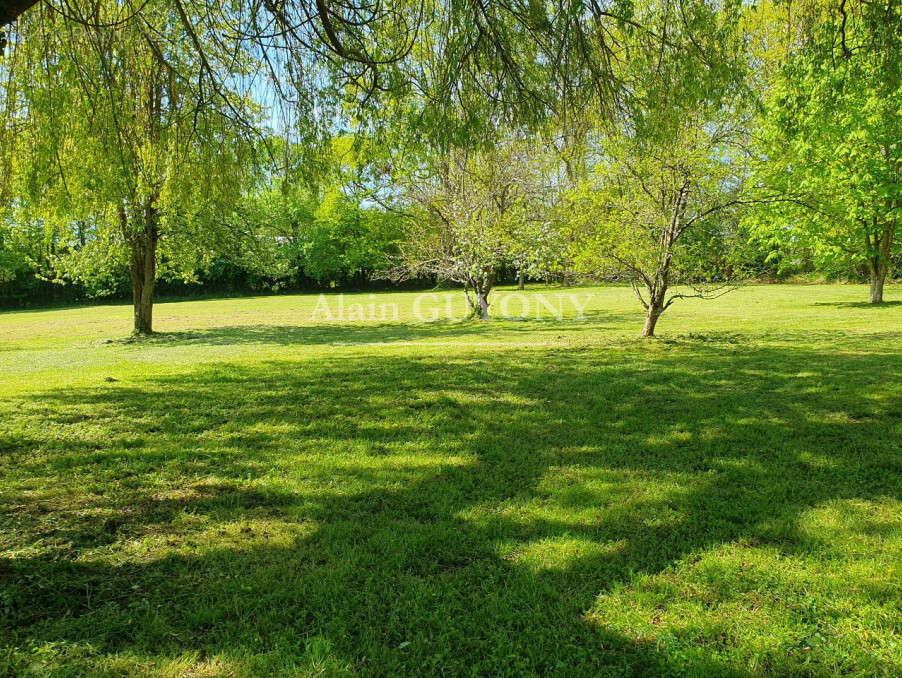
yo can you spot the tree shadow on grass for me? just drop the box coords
[812,300,902,308]
[2,341,901,676]
[108,310,636,348]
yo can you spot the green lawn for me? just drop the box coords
[1,284,901,677]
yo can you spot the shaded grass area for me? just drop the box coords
[103,311,634,348]
[1,286,901,677]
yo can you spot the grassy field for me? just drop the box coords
[1,283,900,677]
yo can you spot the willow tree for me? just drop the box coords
[3,1,627,130]
[3,3,258,333]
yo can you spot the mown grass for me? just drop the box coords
[1,284,900,677]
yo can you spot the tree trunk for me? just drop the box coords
[128,210,158,335]
[475,289,490,319]
[517,271,525,290]
[472,273,494,320]
[638,180,687,337]
[869,258,888,304]
[641,301,663,338]
[865,222,895,304]
[638,276,669,338]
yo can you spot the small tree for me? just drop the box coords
[568,0,749,337]
[387,141,551,319]
[571,128,748,336]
